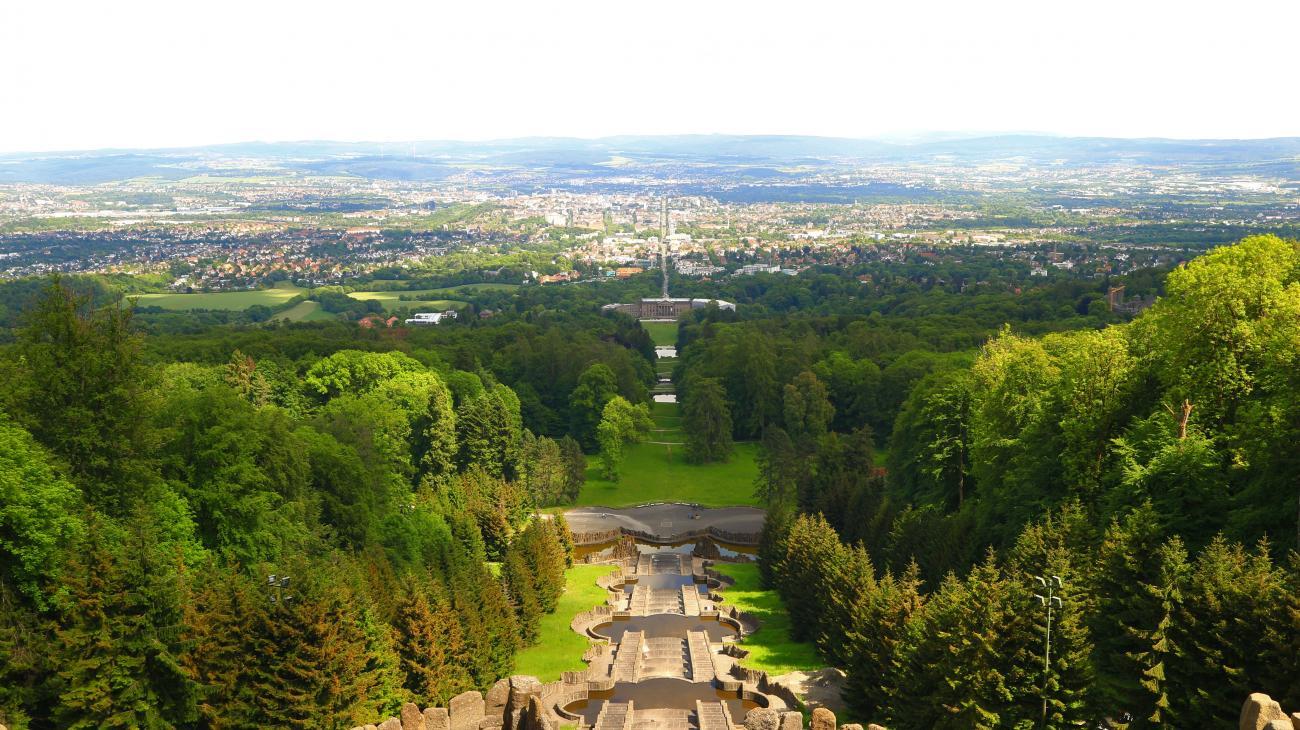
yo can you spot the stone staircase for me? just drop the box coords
[695,700,734,730]
[594,700,635,730]
[611,631,643,681]
[686,631,715,682]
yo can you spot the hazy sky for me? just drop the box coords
[2,0,1297,152]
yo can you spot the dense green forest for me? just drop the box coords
[0,282,585,728]
[734,235,1300,727]
[0,235,1293,728]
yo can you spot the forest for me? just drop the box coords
[0,282,591,728]
[719,235,1300,727]
[0,235,1295,728]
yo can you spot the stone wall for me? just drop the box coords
[742,706,886,730]
[352,676,554,730]
[571,526,761,547]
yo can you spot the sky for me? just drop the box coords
[2,0,1298,153]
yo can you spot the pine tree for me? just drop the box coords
[394,583,473,707]
[775,513,849,642]
[682,376,734,464]
[557,436,587,503]
[1126,538,1188,728]
[553,513,576,567]
[841,563,923,726]
[419,377,458,488]
[1089,502,1170,724]
[55,512,197,729]
[502,549,543,645]
[183,560,259,728]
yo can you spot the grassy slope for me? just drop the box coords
[346,290,468,311]
[275,300,336,322]
[575,442,760,508]
[132,282,305,310]
[714,562,822,677]
[512,564,617,681]
[642,320,679,347]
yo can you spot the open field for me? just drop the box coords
[274,300,335,322]
[131,282,305,310]
[511,564,617,681]
[424,283,519,294]
[346,290,468,311]
[714,562,822,677]
[576,402,760,507]
[642,320,680,347]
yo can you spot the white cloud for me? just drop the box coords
[1,0,1296,152]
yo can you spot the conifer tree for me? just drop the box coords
[501,548,543,645]
[183,560,259,728]
[775,513,849,642]
[55,512,197,729]
[394,583,474,707]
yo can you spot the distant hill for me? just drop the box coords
[3,134,1299,184]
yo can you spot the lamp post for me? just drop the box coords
[1033,575,1063,728]
[267,573,292,606]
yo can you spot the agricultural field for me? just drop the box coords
[346,290,468,311]
[274,300,335,322]
[130,281,305,310]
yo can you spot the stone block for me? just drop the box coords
[402,702,426,730]
[424,707,449,730]
[779,711,803,730]
[810,707,836,730]
[867,725,888,730]
[379,719,402,730]
[841,725,864,730]
[744,707,780,730]
[450,691,486,730]
[485,678,511,716]
[1243,693,1291,730]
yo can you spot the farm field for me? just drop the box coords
[131,282,305,310]
[274,300,335,322]
[346,290,468,311]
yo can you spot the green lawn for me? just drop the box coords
[132,282,305,310]
[642,320,680,347]
[512,564,617,681]
[576,402,760,508]
[714,563,822,676]
[346,290,468,311]
[275,300,336,322]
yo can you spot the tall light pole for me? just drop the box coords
[1033,575,1063,729]
[268,573,292,606]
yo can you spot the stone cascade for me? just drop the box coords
[610,630,645,681]
[686,630,716,682]
[594,701,635,730]
[695,699,735,730]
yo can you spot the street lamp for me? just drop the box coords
[268,573,292,605]
[1033,575,1063,729]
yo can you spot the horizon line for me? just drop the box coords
[6,130,1300,158]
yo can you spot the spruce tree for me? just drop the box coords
[395,583,473,707]
[55,512,197,729]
